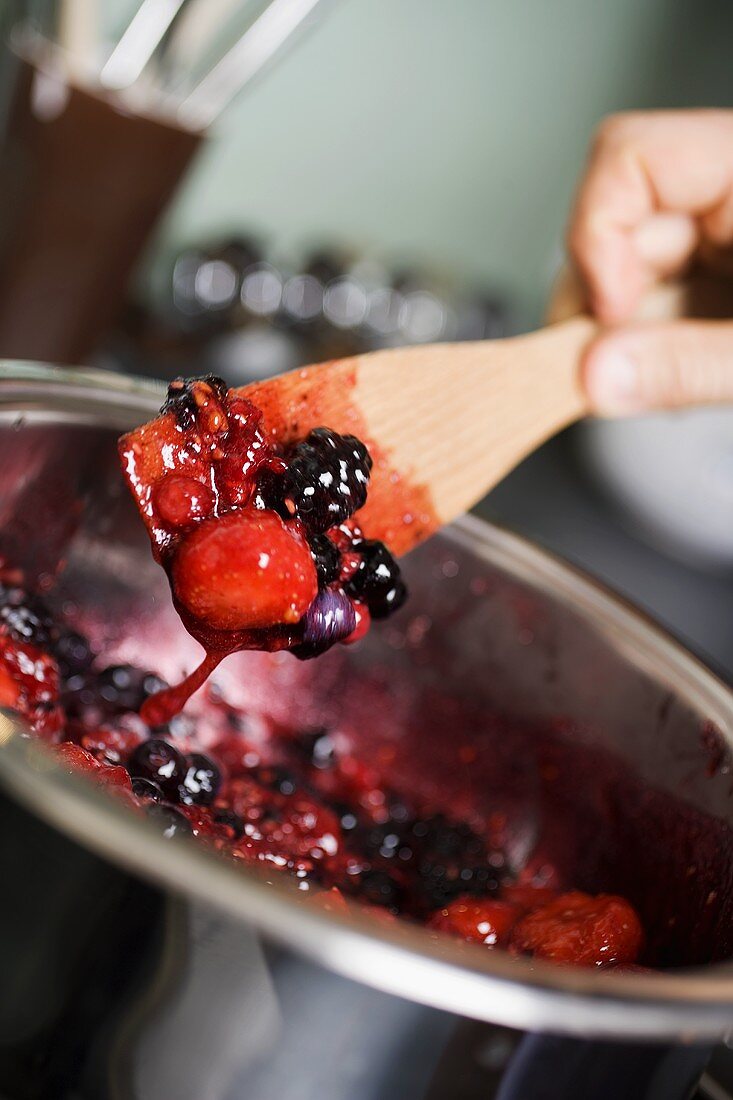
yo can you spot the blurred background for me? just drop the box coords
[2,0,733,668]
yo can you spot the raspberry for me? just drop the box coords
[345,540,407,619]
[510,891,643,967]
[0,634,62,739]
[152,476,215,529]
[273,428,372,535]
[430,898,520,946]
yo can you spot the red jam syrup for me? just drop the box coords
[118,376,407,724]
[0,565,647,968]
[0,372,657,969]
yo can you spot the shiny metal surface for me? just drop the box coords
[0,361,731,1042]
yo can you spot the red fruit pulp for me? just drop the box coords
[510,891,644,967]
[171,510,317,632]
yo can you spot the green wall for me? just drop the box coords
[146,0,733,325]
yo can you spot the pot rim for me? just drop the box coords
[0,359,731,1041]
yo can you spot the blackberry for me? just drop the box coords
[131,777,165,802]
[419,815,486,863]
[352,869,403,911]
[161,374,229,430]
[279,428,372,535]
[145,803,193,840]
[96,665,167,713]
[345,540,407,619]
[309,534,341,589]
[0,586,53,648]
[179,753,221,806]
[212,808,245,839]
[129,738,187,799]
[293,589,356,660]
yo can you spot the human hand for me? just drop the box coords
[567,110,733,415]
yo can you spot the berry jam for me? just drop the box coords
[0,578,646,970]
[118,376,407,723]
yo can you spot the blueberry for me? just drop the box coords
[96,665,167,712]
[145,803,193,840]
[131,777,165,803]
[354,869,403,911]
[309,534,341,589]
[276,428,372,535]
[54,630,93,679]
[179,753,221,806]
[345,540,407,619]
[212,808,245,839]
[293,589,356,659]
[129,738,187,799]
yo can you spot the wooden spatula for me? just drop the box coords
[128,272,722,557]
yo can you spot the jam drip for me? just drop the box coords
[119,375,408,720]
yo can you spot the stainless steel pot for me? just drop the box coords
[0,363,731,1092]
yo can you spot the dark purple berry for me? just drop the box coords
[129,738,186,799]
[279,428,372,535]
[309,534,341,589]
[213,808,245,839]
[131,777,165,802]
[0,585,53,648]
[345,539,407,619]
[54,630,93,679]
[179,753,221,806]
[352,869,403,911]
[97,665,167,712]
[145,803,193,839]
[293,588,356,659]
[161,374,229,430]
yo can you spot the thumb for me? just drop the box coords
[583,320,733,416]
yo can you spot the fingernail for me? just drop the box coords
[585,345,642,415]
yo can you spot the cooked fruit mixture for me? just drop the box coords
[0,374,650,968]
[0,574,644,969]
[118,376,406,723]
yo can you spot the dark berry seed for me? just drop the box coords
[129,738,187,798]
[280,428,372,535]
[213,808,245,839]
[132,777,165,802]
[179,752,221,806]
[293,589,356,660]
[145,803,193,840]
[309,534,341,589]
[345,540,407,619]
